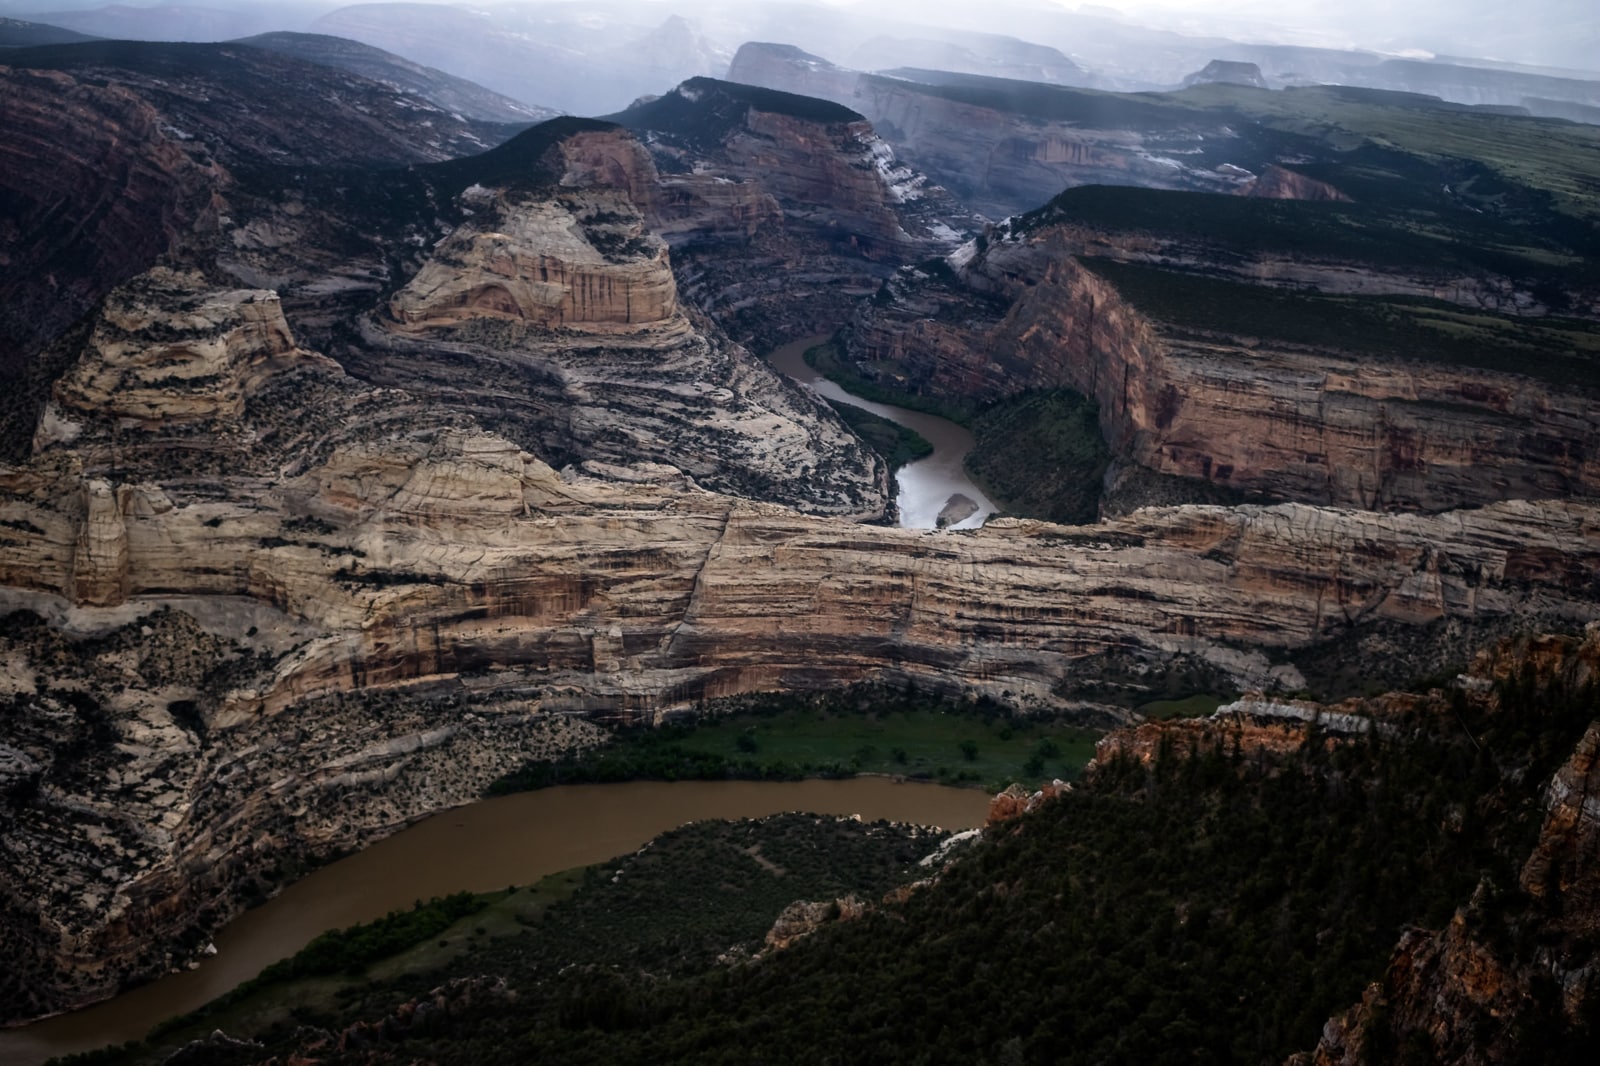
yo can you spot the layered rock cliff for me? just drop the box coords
[0,40,527,459]
[0,64,227,449]
[186,113,891,520]
[384,197,682,333]
[5,256,1600,1018]
[363,151,886,518]
[843,206,1600,513]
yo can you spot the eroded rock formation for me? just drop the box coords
[3,57,1598,1036]
[0,65,227,446]
[844,221,1600,512]
[611,78,980,349]
[0,40,524,458]
[3,246,1599,1018]
[385,198,682,333]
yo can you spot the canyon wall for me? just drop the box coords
[846,227,1600,512]
[0,261,1594,1029]
[0,64,227,444]
[613,78,978,350]
[3,256,1600,1017]
[3,57,1598,1031]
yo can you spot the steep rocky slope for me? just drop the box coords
[838,136,1600,513]
[3,254,1599,1018]
[1291,632,1600,1065]
[0,61,226,440]
[610,77,979,349]
[849,245,1600,513]
[63,629,1600,1064]
[0,39,530,458]
[226,115,890,518]
[0,59,894,518]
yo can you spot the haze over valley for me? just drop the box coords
[1,2,1598,1063]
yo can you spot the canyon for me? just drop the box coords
[3,251,1598,1016]
[0,31,1597,1047]
[841,218,1600,513]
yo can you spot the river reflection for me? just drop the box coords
[1,778,988,1065]
[767,335,998,529]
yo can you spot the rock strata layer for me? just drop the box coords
[845,223,1600,512]
[4,288,1600,1016]
[3,70,1599,1033]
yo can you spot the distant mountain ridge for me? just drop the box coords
[0,14,93,46]
[235,31,560,124]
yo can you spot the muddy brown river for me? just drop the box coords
[767,335,998,529]
[1,778,988,1064]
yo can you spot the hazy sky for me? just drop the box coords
[1075,0,1592,55]
[3,0,1593,70]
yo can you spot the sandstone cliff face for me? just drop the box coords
[197,115,890,521]
[0,41,527,460]
[0,65,228,451]
[46,268,330,433]
[361,178,886,519]
[4,257,1600,1020]
[0,602,604,1023]
[386,198,682,333]
[847,227,1600,512]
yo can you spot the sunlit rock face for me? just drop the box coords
[46,268,329,432]
[386,198,684,334]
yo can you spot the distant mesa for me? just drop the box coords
[1182,60,1269,90]
[845,34,1087,86]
